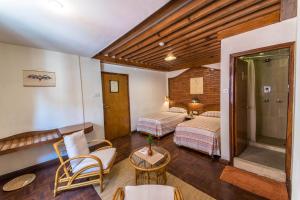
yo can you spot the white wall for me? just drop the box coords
[291,4,300,200]
[220,18,297,161]
[0,43,103,175]
[0,44,167,175]
[80,57,105,141]
[102,63,168,130]
[166,63,220,80]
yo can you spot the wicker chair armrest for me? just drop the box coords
[112,187,124,200]
[91,139,113,151]
[57,154,104,173]
[175,187,184,200]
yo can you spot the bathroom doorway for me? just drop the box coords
[229,43,294,182]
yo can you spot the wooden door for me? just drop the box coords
[102,72,130,140]
[234,59,248,156]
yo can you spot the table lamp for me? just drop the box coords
[188,98,203,116]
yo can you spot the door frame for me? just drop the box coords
[229,42,295,181]
[101,71,131,140]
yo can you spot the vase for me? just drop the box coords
[148,144,153,156]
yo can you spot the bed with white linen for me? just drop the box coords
[174,111,220,156]
[136,107,187,138]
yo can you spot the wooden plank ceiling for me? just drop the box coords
[94,0,282,71]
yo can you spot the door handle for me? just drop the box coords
[103,105,110,109]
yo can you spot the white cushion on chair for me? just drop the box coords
[63,130,90,169]
[72,147,116,173]
[124,185,175,200]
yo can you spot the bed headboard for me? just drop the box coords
[169,101,219,112]
[203,104,220,111]
[169,101,188,111]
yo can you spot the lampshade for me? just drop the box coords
[191,97,200,103]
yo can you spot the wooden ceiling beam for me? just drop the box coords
[161,52,220,70]
[95,5,279,70]
[94,55,167,71]
[128,36,213,60]
[141,40,219,63]
[116,0,274,58]
[93,0,282,71]
[128,0,270,59]
[175,45,220,59]
[106,0,217,56]
[116,0,241,58]
[217,11,280,40]
[145,43,220,64]
[135,4,280,62]
[179,53,221,66]
[166,6,280,46]
[97,0,190,56]
[153,50,220,66]
[132,4,279,67]
[185,50,220,60]
[136,38,218,62]
[168,54,221,71]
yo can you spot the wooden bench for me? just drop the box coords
[0,122,93,155]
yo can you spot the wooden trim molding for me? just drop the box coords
[229,42,295,184]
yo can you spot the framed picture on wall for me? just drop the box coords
[23,70,56,87]
[110,80,119,93]
[190,77,203,94]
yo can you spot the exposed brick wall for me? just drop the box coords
[168,67,220,108]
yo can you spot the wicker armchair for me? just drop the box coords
[113,185,184,200]
[53,131,116,197]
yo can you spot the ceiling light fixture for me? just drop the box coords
[164,53,176,61]
[49,0,64,9]
[159,42,165,47]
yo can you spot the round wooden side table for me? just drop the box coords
[129,146,171,185]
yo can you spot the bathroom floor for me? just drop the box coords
[238,146,285,171]
[256,135,286,148]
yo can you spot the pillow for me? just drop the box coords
[169,107,187,113]
[64,130,90,169]
[201,111,220,118]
